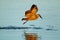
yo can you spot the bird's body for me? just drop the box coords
[22,4,42,24]
[25,13,40,20]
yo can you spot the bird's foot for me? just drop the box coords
[21,18,26,21]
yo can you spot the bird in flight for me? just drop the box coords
[21,4,42,24]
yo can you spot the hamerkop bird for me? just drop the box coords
[22,4,42,24]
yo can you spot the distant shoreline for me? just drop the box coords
[0,26,42,29]
[0,26,58,31]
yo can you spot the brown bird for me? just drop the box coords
[22,4,42,24]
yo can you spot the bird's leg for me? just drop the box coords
[21,18,28,24]
[22,18,25,21]
[23,20,28,25]
[21,18,28,21]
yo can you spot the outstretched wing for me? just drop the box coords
[25,10,31,16]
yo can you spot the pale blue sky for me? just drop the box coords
[0,0,60,28]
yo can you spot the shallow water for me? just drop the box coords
[0,28,60,40]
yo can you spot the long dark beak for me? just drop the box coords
[40,16,42,19]
[39,14,42,19]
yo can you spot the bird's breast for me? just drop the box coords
[28,14,39,20]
